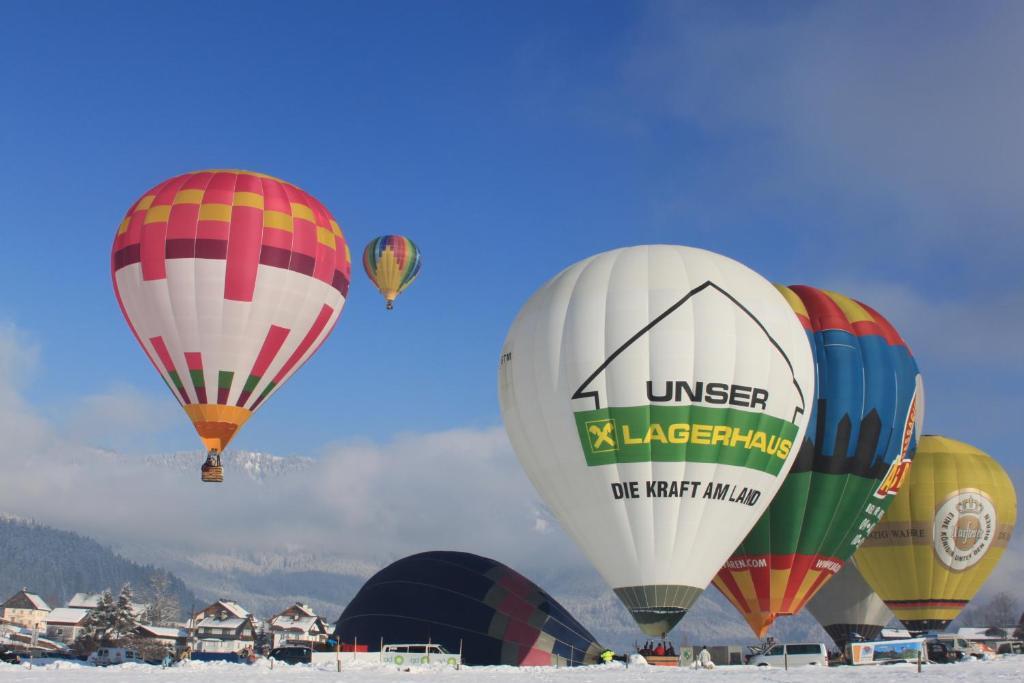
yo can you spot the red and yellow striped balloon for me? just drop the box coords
[111,169,351,468]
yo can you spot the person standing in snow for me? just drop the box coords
[600,649,615,664]
[696,646,714,669]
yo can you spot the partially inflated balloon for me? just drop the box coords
[714,286,923,636]
[854,435,1017,631]
[362,235,421,309]
[112,170,350,480]
[806,562,894,650]
[499,246,815,636]
[334,551,603,666]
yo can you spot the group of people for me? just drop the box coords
[637,640,677,657]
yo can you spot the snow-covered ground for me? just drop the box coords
[1,658,1023,682]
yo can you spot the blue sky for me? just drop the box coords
[0,0,1021,632]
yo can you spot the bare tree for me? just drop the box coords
[142,571,180,626]
[980,592,1021,628]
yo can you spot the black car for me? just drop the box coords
[269,646,312,665]
[0,649,23,665]
[925,640,962,664]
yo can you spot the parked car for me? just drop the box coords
[993,640,1024,655]
[1,649,23,664]
[268,646,312,665]
[747,642,828,667]
[925,639,961,664]
[930,634,986,659]
[87,647,143,666]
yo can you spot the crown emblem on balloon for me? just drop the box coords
[957,496,984,515]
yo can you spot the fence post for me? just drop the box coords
[917,648,922,673]
[784,647,788,671]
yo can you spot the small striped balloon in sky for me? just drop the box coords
[362,235,422,310]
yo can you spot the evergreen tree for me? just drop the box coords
[83,590,116,643]
[113,583,138,640]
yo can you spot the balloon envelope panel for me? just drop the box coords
[333,551,602,666]
[111,170,350,452]
[714,286,922,636]
[854,435,1017,631]
[806,561,894,650]
[499,246,815,636]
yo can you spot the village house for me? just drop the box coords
[0,589,51,631]
[267,603,329,648]
[44,607,90,644]
[191,600,258,653]
[67,592,148,618]
[133,624,190,654]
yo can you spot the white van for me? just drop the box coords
[747,643,828,667]
[381,644,460,667]
[88,647,143,666]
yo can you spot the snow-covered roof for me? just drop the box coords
[46,608,90,625]
[67,593,100,609]
[269,615,318,632]
[196,600,250,620]
[197,617,246,629]
[219,601,249,618]
[24,592,50,611]
[958,627,1010,640]
[2,590,50,611]
[137,624,188,639]
[286,603,317,618]
[66,593,147,616]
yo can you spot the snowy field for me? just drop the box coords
[2,658,1024,682]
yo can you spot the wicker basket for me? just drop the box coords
[200,464,224,483]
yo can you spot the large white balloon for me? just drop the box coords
[498,245,814,635]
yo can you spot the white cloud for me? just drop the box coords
[622,2,1024,268]
[63,382,181,451]
[0,326,575,578]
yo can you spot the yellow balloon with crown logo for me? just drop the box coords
[853,435,1017,631]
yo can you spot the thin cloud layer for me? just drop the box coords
[622,2,1024,276]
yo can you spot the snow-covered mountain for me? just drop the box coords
[144,450,313,481]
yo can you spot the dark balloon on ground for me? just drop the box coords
[333,551,603,666]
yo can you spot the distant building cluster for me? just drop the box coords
[0,589,329,656]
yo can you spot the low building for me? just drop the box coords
[268,603,329,648]
[1,589,51,630]
[134,624,189,654]
[44,608,90,644]
[191,600,258,653]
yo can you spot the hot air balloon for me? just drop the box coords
[111,170,351,482]
[498,245,815,636]
[713,286,923,636]
[806,561,894,650]
[334,551,604,666]
[853,435,1017,632]
[362,235,421,309]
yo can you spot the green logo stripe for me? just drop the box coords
[574,405,797,476]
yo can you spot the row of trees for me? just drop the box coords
[70,572,180,657]
[958,591,1024,638]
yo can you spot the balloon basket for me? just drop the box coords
[201,465,223,483]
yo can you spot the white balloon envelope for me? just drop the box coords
[498,245,815,636]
